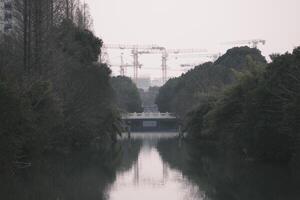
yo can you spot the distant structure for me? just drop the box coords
[101,43,207,84]
[151,78,163,87]
[102,40,265,83]
[101,44,163,84]
[136,77,151,91]
[122,112,178,132]
[139,86,160,112]
[0,0,13,34]
[136,48,207,84]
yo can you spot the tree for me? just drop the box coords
[110,76,143,113]
[186,47,300,163]
[0,0,122,173]
[155,47,267,118]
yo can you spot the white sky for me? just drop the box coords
[85,0,300,79]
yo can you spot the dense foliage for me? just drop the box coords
[157,137,300,200]
[156,47,266,117]
[110,76,143,113]
[155,78,180,113]
[156,46,300,163]
[0,1,122,174]
[186,47,300,163]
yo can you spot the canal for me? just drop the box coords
[106,132,201,200]
[1,132,300,200]
[106,132,300,200]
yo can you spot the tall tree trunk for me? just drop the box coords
[28,0,32,72]
[33,0,42,74]
[50,0,53,26]
[23,0,28,72]
[45,0,53,30]
[83,2,86,29]
[70,0,75,21]
[66,0,69,19]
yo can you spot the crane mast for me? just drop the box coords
[108,53,142,77]
[120,53,125,76]
[109,63,142,76]
[101,43,163,83]
[101,43,208,84]
[137,48,207,83]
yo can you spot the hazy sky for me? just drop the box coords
[85,0,300,78]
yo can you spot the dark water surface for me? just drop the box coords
[1,132,300,200]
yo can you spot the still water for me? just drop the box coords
[1,132,300,200]
[107,132,300,200]
[106,132,203,200]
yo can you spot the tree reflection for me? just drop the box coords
[117,137,142,173]
[0,146,123,200]
[157,138,300,200]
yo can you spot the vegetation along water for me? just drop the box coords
[0,0,299,200]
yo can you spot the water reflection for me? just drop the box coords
[1,132,299,200]
[0,149,120,200]
[107,132,203,200]
[157,138,300,200]
[109,132,300,200]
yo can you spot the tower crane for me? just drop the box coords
[108,63,142,76]
[120,53,126,76]
[101,43,164,83]
[222,39,266,48]
[180,64,200,73]
[108,54,143,76]
[172,53,221,62]
[102,44,163,50]
[137,48,207,83]
[180,64,200,68]
[161,49,207,83]
[178,53,222,73]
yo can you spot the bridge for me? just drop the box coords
[122,112,178,132]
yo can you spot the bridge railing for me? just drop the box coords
[122,112,176,119]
